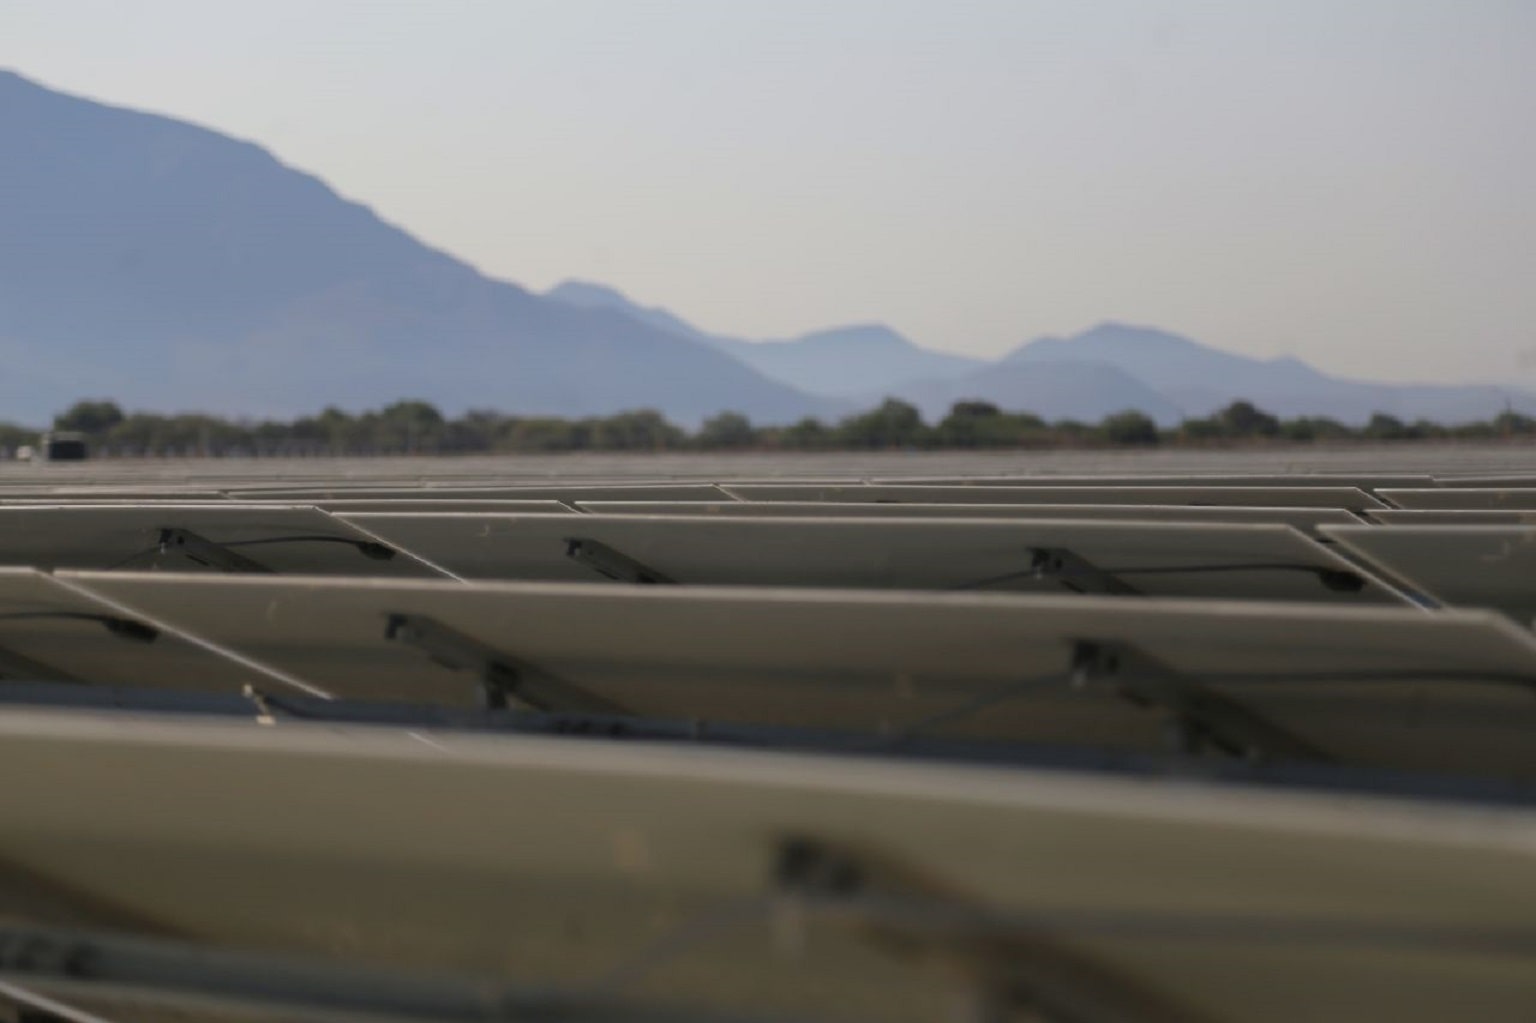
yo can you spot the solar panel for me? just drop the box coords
[226,483,737,502]
[1434,475,1536,488]
[0,491,233,503]
[0,709,1528,1022]
[2,460,1532,1020]
[0,504,452,577]
[1321,525,1536,626]
[314,498,578,514]
[0,568,298,694]
[575,500,1366,533]
[60,573,1536,780]
[1379,489,1536,510]
[1369,510,1536,526]
[0,485,231,495]
[723,483,1387,510]
[870,474,1435,492]
[337,512,1411,605]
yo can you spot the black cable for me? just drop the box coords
[216,534,397,560]
[97,532,395,572]
[0,612,158,643]
[957,561,1364,592]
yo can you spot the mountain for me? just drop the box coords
[545,280,717,346]
[8,70,1527,431]
[1005,323,1536,424]
[867,361,1186,426]
[546,281,980,397]
[548,282,1536,427]
[712,325,985,398]
[0,70,830,427]
[1009,324,1330,405]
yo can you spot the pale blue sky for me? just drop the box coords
[4,1,1534,384]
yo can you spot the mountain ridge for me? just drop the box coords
[545,280,983,397]
[6,68,1533,429]
[546,283,1536,425]
[0,69,833,427]
[1003,322,1536,423]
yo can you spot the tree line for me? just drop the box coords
[2,397,1533,458]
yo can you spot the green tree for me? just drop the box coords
[28,393,1536,458]
[1492,411,1536,437]
[696,411,757,450]
[948,400,1001,419]
[248,418,296,455]
[506,418,586,452]
[935,401,1051,448]
[1099,410,1160,446]
[54,399,125,436]
[1408,419,1445,441]
[779,417,832,450]
[445,409,506,453]
[1214,400,1281,438]
[835,398,928,449]
[375,400,446,453]
[1177,417,1224,442]
[0,421,35,455]
[936,401,996,447]
[1451,420,1499,441]
[1051,419,1093,444]
[1363,412,1411,440]
[589,410,685,451]
[107,413,184,455]
[1279,416,1352,443]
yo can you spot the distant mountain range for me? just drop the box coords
[548,281,985,400]
[548,282,1536,426]
[1003,325,1536,426]
[0,70,832,427]
[4,68,1533,429]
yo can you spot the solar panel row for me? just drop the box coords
[0,466,1530,1022]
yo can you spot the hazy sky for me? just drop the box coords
[4,0,1534,384]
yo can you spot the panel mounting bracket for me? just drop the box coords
[772,835,1202,1023]
[157,527,276,573]
[968,548,1366,596]
[1026,547,1142,595]
[0,922,751,1023]
[383,612,630,715]
[156,528,397,574]
[1071,640,1332,764]
[564,537,677,585]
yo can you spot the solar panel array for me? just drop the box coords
[0,464,1532,1022]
